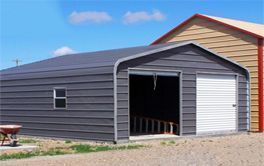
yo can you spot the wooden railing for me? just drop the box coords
[130,116,178,135]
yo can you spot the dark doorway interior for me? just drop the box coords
[129,73,180,136]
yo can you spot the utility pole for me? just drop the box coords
[13,59,22,67]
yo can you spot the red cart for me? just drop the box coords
[0,125,22,147]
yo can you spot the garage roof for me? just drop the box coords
[1,42,248,76]
[1,43,174,75]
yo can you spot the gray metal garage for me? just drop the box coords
[0,42,250,143]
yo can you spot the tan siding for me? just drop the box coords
[251,83,259,90]
[170,32,234,41]
[212,46,256,53]
[251,100,258,106]
[220,50,257,57]
[251,123,259,130]
[204,41,257,48]
[176,25,233,37]
[190,35,256,45]
[231,56,257,62]
[251,89,258,95]
[183,19,220,30]
[162,17,259,131]
[247,66,258,72]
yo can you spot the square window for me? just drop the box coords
[54,88,66,109]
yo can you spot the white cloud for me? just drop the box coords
[53,46,76,57]
[69,11,112,24]
[123,10,166,24]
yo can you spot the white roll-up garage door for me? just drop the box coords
[196,74,237,134]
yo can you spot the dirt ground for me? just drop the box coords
[1,133,264,166]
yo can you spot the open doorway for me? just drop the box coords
[129,70,180,139]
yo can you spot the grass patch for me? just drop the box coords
[19,139,38,144]
[40,149,69,156]
[70,144,143,153]
[169,140,175,144]
[0,149,68,161]
[65,140,72,144]
[0,152,37,160]
[70,144,96,153]
[119,144,144,150]
[160,140,176,146]
[0,144,144,161]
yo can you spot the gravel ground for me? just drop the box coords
[1,133,263,166]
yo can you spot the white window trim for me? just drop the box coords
[53,87,67,109]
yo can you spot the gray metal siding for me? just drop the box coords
[0,43,249,142]
[116,45,248,140]
[0,67,115,141]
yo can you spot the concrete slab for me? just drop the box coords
[0,144,37,151]
[130,134,179,141]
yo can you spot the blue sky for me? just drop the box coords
[1,0,263,69]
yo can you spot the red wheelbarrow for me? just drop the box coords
[0,125,22,147]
